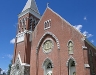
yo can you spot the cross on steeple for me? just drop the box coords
[47,3,49,7]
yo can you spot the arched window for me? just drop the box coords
[43,59,53,75]
[89,49,95,74]
[68,59,76,75]
[22,18,25,26]
[32,20,36,31]
[18,24,21,33]
[68,41,74,54]
[19,20,22,27]
[25,17,27,26]
[23,18,27,30]
[44,19,51,30]
[29,16,33,30]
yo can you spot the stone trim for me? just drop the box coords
[16,32,25,43]
[81,37,96,49]
[67,40,74,47]
[36,32,60,53]
[42,57,54,69]
[67,40,74,55]
[18,8,41,19]
[84,64,90,68]
[16,30,32,43]
[10,53,30,75]
[82,46,88,50]
[66,56,77,67]
[15,52,30,66]
[44,19,51,30]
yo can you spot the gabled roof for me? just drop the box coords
[85,38,96,49]
[36,6,96,49]
[37,6,84,36]
[22,0,39,14]
[48,7,84,36]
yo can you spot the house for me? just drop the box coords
[0,68,2,75]
[0,68,6,75]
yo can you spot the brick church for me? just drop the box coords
[10,0,96,75]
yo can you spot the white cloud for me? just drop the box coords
[87,34,93,38]
[91,40,94,43]
[6,54,13,59]
[73,25,93,38]
[83,31,88,36]
[73,25,82,32]
[83,31,93,38]
[84,16,87,20]
[10,38,15,44]
[2,57,5,58]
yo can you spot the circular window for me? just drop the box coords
[42,39,53,53]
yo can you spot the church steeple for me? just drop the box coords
[22,0,39,14]
[18,0,41,19]
[12,0,41,71]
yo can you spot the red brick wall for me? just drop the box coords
[13,12,40,64]
[30,8,87,75]
[12,6,95,75]
[85,41,96,75]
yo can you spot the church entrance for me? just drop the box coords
[43,59,53,75]
[68,59,76,75]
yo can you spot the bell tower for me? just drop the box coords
[10,0,41,75]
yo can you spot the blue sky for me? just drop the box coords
[0,0,96,73]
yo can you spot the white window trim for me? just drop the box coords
[44,19,51,30]
[67,40,74,55]
[36,31,60,53]
[82,46,87,50]
[66,56,77,67]
[84,64,90,68]
[42,58,53,75]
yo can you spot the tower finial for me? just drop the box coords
[22,0,40,14]
[47,3,49,7]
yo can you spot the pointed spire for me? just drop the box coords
[22,0,39,14]
[19,0,41,19]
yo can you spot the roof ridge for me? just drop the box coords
[47,7,84,37]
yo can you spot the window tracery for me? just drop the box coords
[43,58,53,75]
[29,17,36,31]
[22,18,25,26]
[29,18,33,30]
[44,19,51,30]
[89,49,95,74]
[47,62,52,69]
[68,41,74,54]
[68,59,76,75]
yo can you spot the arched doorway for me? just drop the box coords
[68,59,76,75]
[43,58,53,75]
